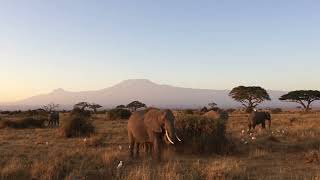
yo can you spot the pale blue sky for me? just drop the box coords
[0,0,320,101]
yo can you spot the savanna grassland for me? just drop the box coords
[0,111,320,180]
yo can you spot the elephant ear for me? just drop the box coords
[144,110,164,133]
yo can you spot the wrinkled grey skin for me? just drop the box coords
[48,111,59,127]
[248,111,271,130]
[127,109,179,161]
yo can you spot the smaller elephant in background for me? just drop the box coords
[48,111,60,127]
[248,111,271,131]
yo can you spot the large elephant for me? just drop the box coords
[248,111,271,131]
[127,109,181,160]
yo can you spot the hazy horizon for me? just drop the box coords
[1,1,320,101]
[0,78,302,104]
[1,79,304,111]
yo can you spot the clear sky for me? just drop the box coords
[1,0,320,102]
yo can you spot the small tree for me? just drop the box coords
[208,102,217,109]
[200,106,209,113]
[279,90,320,112]
[42,103,59,113]
[127,101,147,111]
[74,102,90,110]
[229,86,271,112]
[88,103,102,113]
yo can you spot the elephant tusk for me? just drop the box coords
[175,134,182,142]
[165,130,175,145]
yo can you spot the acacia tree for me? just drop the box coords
[127,101,147,111]
[42,103,59,113]
[279,90,320,112]
[88,103,102,113]
[229,86,271,112]
[74,102,90,110]
[208,102,218,109]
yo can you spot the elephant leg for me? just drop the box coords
[136,143,140,158]
[144,143,151,156]
[248,123,252,131]
[128,132,134,158]
[153,134,161,161]
[262,122,266,129]
[147,143,152,155]
[252,123,256,131]
[267,120,271,130]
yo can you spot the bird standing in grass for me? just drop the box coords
[117,161,123,169]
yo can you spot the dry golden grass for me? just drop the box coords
[0,112,319,180]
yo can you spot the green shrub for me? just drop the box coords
[175,115,228,154]
[60,110,94,138]
[107,109,132,120]
[0,118,46,129]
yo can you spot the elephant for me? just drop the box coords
[48,111,60,127]
[248,111,271,131]
[127,109,181,161]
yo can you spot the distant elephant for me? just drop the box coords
[248,111,271,131]
[48,111,59,127]
[127,109,181,161]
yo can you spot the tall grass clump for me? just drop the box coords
[175,114,228,154]
[60,108,94,138]
[1,158,31,180]
[0,118,46,129]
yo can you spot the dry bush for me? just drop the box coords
[289,117,299,124]
[0,118,46,129]
[304,150,320,164]
[123,158,245,180]
[205,158,245,179]
[31,156,72,180]
[30,149,128,180]
[175,114,229,154]
[124,160,204,180]
[60,111,94,138]
[84,134,107,148]
[107,108,132,120]
[0,158,31,180]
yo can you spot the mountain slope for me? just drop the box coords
[1,79,303,109]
